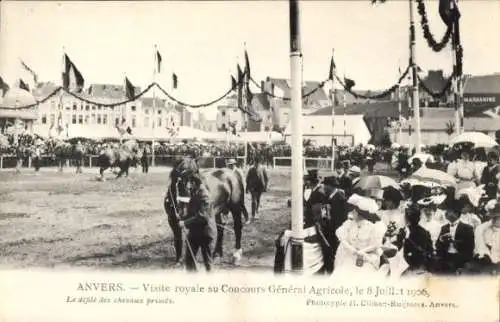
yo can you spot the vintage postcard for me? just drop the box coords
[0,0,499,321]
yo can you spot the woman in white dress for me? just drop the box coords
[334,196,384,274]
[447,147,478,190]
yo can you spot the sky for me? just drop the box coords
[1,0,499,120]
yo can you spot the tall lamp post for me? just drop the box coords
[289,0,304,273]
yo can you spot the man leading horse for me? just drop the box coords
[164,156,248,270]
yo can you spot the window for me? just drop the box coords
[84,115,89,124]
[92,105,96,110]
[131,105,136,112]
[72,115,77,124]
[97,115,102,124]
[157,117,162,127]
[78,115,83,124]
[72,103,77,111]
[85,105,90,111]
[65,105,70,110]
[91,114,96,124]
[144,108,150,115]
[50,114,55,124]
[144,117,149,127]
[158,109,162,115]
[132,117,136,128]
[103,114,108,125]
[41,114,47,124]
[80,104,84,110]
[115,117,120,126]
[98,105,102,111]
[221,111,226,117]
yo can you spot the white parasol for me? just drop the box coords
[410,167,457,188]
[450,132,498,148]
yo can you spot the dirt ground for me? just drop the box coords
[0,166,292,272]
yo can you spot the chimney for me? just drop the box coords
[261,81,265,93]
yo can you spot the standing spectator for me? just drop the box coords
[141,144,150,173]
[245,156,268,221]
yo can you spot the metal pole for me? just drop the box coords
[409,0,421,154]
[330,50,336,172]
[152,45,157,167]
[289,0,304,273]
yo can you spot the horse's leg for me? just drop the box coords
[230,205,243,262]
[99,166,107,181]
[213,209,225,259]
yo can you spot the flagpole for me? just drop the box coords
[152,45,157,167]
[289,0,304,273]
[409,0,422,154]
[243,46,249,169]
[59,47,65,141]
[330,49,336,172]
[451,0,463,135]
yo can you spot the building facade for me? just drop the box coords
[32,82,192,140]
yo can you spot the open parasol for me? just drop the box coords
[353,175,399,191]
[450,132,498,148]
[410,167,457,187]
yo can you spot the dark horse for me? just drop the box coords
[164,157,248,264]
[97,140,142,180]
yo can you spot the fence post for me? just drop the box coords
[89,156,92,168]
[0,156,2,169]
[28,156,32,168]
[213,157,216,169]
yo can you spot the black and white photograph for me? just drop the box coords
[0,0,499,321]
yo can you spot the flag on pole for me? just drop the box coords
[231,76,237,90]
[328,56,336,80]
[172,73,178,89]
[244,49,251,80]
[156,50,162,73]
[237,64,244,109]
[0,76,10,96]
[20,59,38,85]
[62,54,85,92]
[19,79,30,92]
[344,77,356,91]
[124,77,136,100]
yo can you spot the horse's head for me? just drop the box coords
[169,157,199,197]
[164,157,199,219]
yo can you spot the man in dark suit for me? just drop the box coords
[179,172,217,272]
[395,204,434,273]
[479,151,499,200]
[435,197,475,274]
[246,156,268,221]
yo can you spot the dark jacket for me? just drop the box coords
[246,164,268,193]
[395,225,434,270]
[436,222,475,265]
[183,185,216,239]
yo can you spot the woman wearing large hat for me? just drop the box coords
[461,199,500,275]
[447,145,478,190]
[334,196,384,274]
